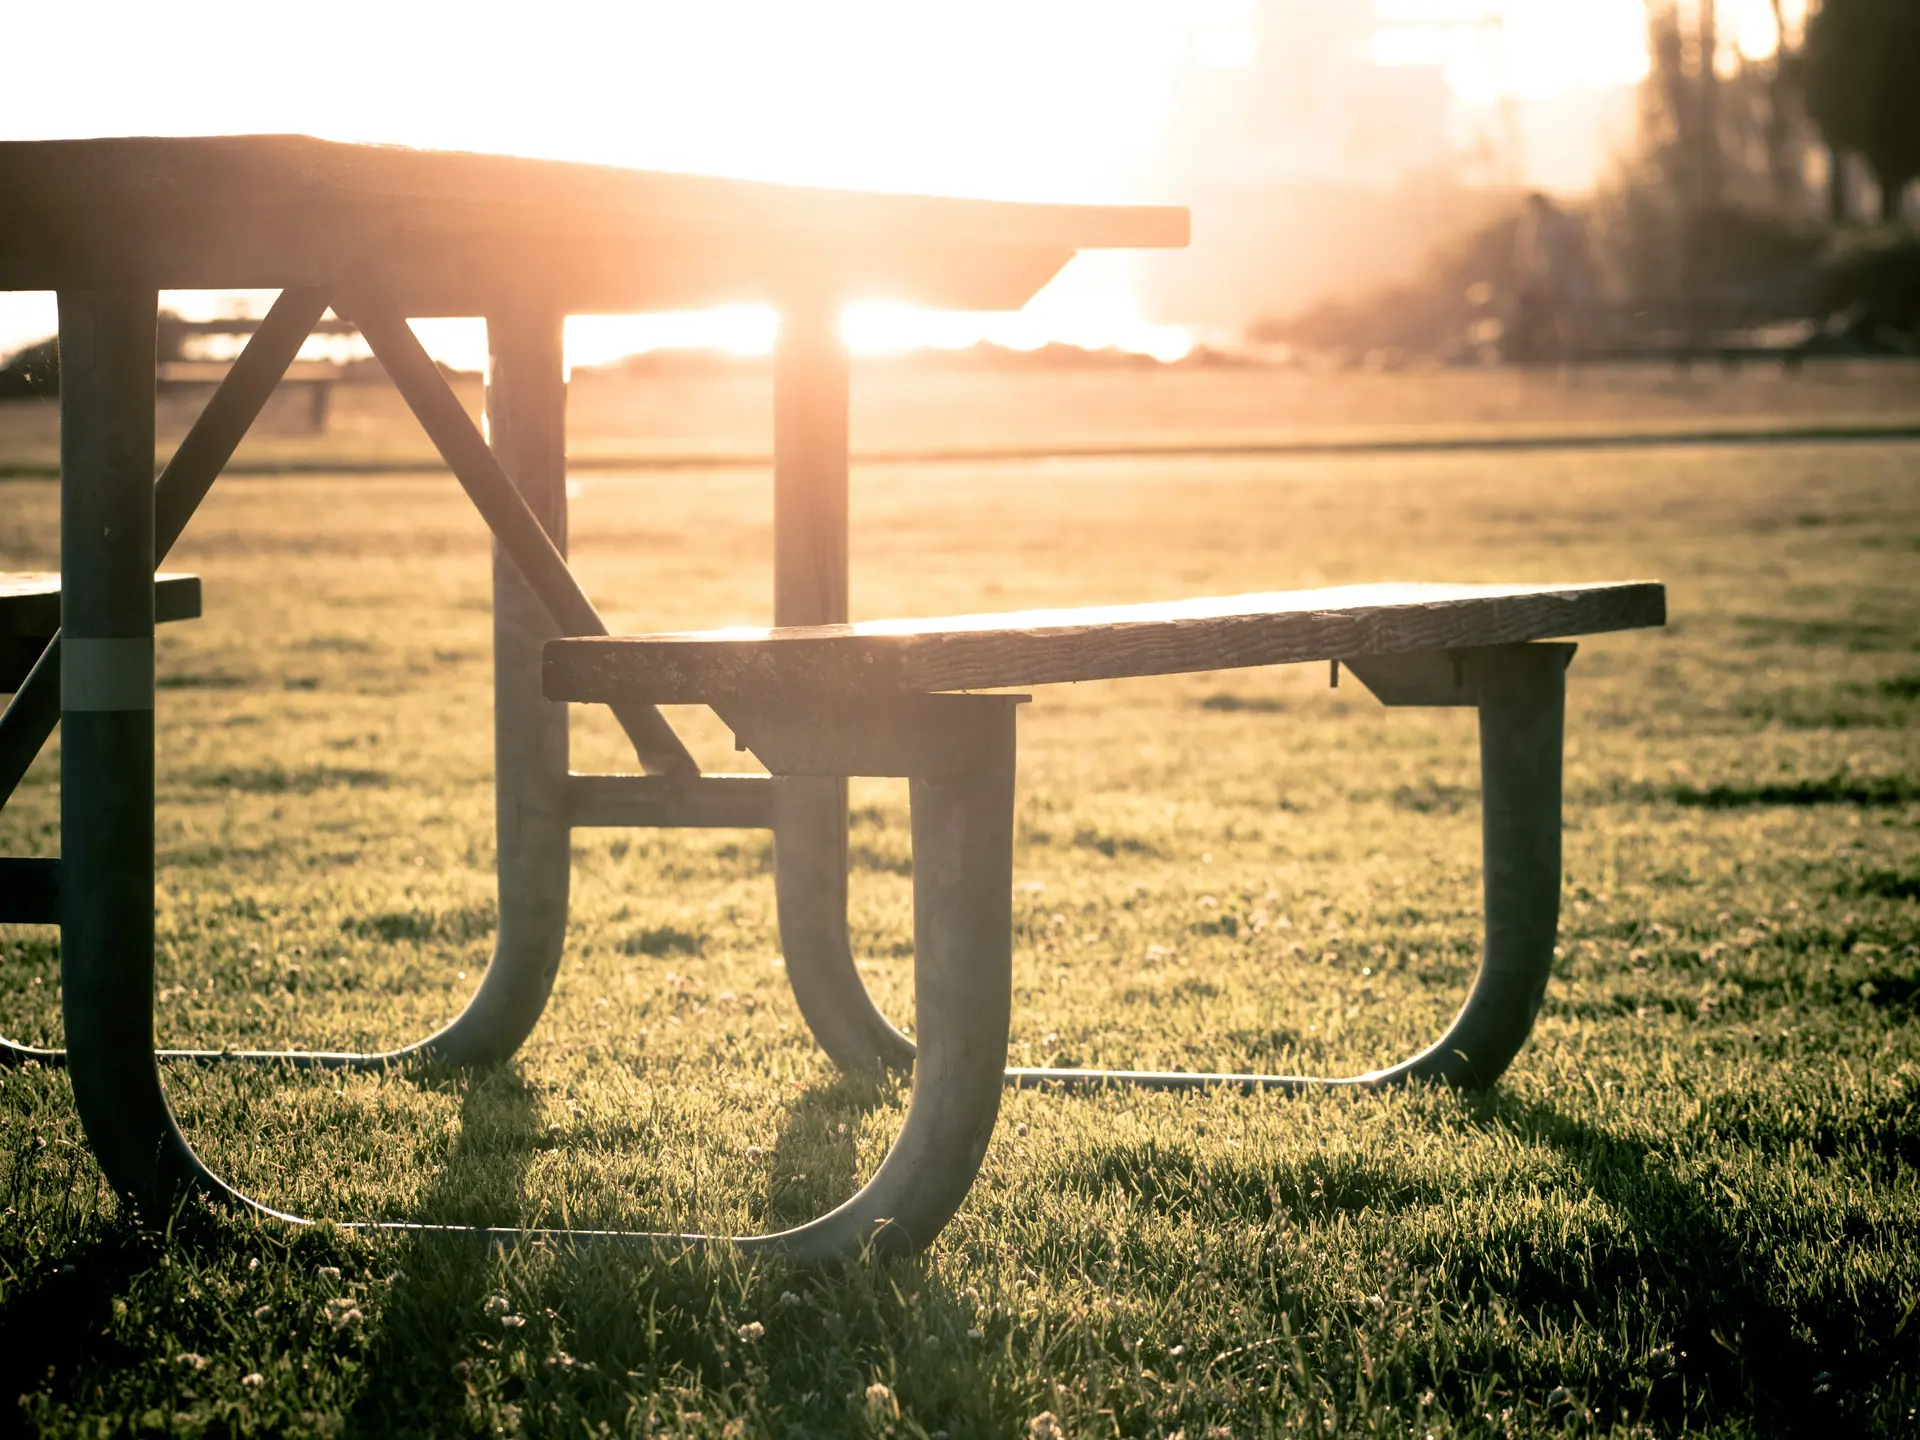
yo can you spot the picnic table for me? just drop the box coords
[0,136,1663,1258]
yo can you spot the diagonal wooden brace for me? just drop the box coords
[346,298,696,778]
[0,287,331,815]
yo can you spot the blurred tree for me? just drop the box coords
[1802,0,1920,221]
[1764,0,1803,209]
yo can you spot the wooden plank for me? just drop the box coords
[0,643,44,693]
[0,573,201,637]
[0,136,1188,250]
[0,136,1185,312]
[3,216,1081,318]
[544,581,1667,705]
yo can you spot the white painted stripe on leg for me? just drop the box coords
[60,637,154,712]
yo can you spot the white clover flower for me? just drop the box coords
[736,1321,765,1342]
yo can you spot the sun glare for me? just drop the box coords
[1,1,1683,367]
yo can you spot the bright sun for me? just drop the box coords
[0,1,1735,366]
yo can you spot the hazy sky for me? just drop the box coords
[1,1,1785,362]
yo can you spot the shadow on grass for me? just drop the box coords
[1044,1131,1447,1224]
[0,1210,142,1431]
[761,1069,900,1233]
[348,1063,543,1435]
[341,1067,902,1436]
[1629,774,1918,808]
[1451,1092,1919,1434]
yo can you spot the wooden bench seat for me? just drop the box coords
[543,580,1666,705]
[0,572,202,690]
[535,575,1668,1255]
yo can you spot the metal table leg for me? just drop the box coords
[384,308,574,1065]
[5,302,584,1073]
[65,618,1019,1258]
[770,301,914,1072]
[1003,642,1571,1091]
[2,289,327,1067]
[785,644,1573,1093]
[57,287,202,1215]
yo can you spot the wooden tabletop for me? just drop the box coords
[0,135,1188,315]
[545,581,1668,704]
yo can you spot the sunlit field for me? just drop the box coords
[3,358,1919,475]
[0,384,1916,1435]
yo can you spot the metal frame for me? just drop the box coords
[1005,642,1573,1091]
[16,282,1590,1261]
[0,293,783,1072]
[762,643,1575,1093]
[1,288,330,1065]
[45,285,1022,1253]
[3,281,904,1078]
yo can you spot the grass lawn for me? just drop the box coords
[0,409,1915,1436]
[4,357,1920,474]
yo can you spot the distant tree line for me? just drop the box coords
[1800,0,1920,222]
[1251,0,1920,362]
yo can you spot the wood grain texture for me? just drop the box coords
[0,573,201,637]
[0,136,1186,313]
[544,582,1667,705]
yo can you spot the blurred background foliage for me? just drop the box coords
[1253,0,1920,365]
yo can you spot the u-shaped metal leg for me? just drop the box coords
[6,306,578,1074]
[66,401,1015,1264]
[57,290,1014,1250]
[1004,642,1569,1091]
[775,644,1571,1093]
[773,779,918,1072]
[309,308,577,1068]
